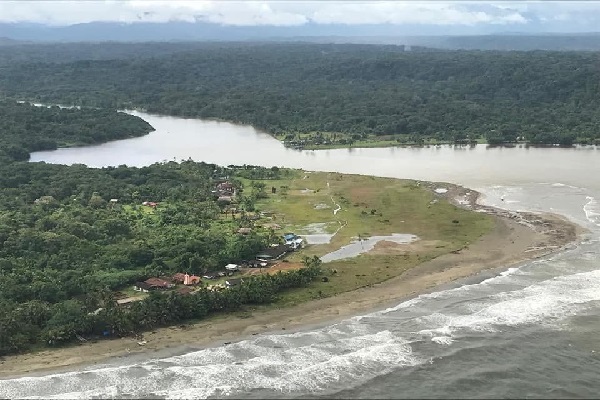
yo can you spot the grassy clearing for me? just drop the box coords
[248,171,494,306]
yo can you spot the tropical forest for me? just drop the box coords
[0,41,596,355]
[0,42,599,147]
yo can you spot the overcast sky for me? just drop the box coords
[0,1,598,31]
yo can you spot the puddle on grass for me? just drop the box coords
[304,234,335,245]
[297,222,337,245]
[320,233,419,263]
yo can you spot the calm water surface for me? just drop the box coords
[4,112,600,399]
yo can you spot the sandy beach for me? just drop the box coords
[0,184,586,379]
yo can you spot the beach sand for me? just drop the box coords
[0,185,586,379]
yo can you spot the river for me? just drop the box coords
[4,111,600,399]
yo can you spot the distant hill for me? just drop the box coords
[0,37,30,46]
[438,34,600,51]
[1,21,600,51]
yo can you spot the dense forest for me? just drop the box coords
[0,42,599,145]
[0,101,154,162]
[0,157,323,355]
[0,102,326,355]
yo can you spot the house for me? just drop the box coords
[216,181,235,196]
[225,278,243,288]
[183,274,201,285]
[134,277,172,292]
[172,273,187,283]
[256,244,289,261]
[142,201,158,208]
[172,273,201,285]
[145,277,172,288]
[237,227,252,235]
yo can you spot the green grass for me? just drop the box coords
[246,171,494,306]
[119,285,148,299]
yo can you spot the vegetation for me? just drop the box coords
[0,158,335,354]
[0,42,599,146]
[0,101,153,162]
[248,172,493,306]
[0,101,495,356]
[2,42,537,356]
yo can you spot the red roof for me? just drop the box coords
[184,275,201,285]
[145,277,170,288]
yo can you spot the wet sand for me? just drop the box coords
[0,186,586,379]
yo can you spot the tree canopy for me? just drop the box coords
[0,100,153,162]
[0,42,598,145]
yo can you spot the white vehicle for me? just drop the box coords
[225,263,239,271]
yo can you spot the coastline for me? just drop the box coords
[0,185,587,380]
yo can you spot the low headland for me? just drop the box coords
[0,171,585,379]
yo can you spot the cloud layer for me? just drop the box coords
[0,0,596,30]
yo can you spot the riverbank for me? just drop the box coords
[0,184,585,379]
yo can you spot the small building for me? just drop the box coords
[172,272,187,283]
[184,274,201,285]
[225,278,243,288]
[237,227,252,235]
[256,244,289,261]
[142,201,159,208]
[145,277,172,288]
[172,273,201,285]
[216,181,235,196]
[134,277,172,292]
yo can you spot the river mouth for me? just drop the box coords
[16,108,600,400]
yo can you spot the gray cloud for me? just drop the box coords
[0,0,596,30]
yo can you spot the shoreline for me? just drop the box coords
[0,184,587,380]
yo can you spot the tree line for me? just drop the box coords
[0,100,154,162]
[0,42,598,145]
[1,256,322,355]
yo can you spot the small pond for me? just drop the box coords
[320,233,419,263]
